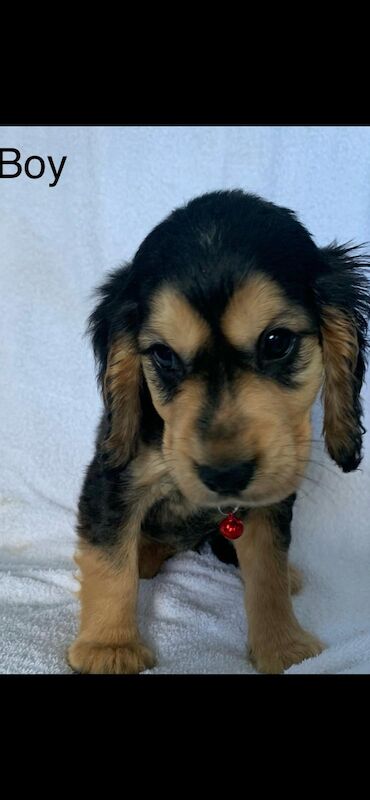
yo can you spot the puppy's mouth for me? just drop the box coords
[197,484,297,510]
[177,460,299,509]
[201,491,247,508]
[163,447,301,509]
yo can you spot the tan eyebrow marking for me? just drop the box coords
[139,285,211,358]
[221,273,312,349]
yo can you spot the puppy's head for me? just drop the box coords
[89,190,370,508]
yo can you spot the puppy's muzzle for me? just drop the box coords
[197,460,256,494]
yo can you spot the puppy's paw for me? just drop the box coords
[288,564,304,595]
[67,639,156,674]
[249,628,324,674]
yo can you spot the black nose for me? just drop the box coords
[197,461,256,494]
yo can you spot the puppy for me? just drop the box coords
[68,190,370,674]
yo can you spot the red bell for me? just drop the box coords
[219,513,244,540]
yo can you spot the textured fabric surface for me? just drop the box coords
[1,126,370,674]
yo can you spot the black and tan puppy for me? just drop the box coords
[68,190,370,674]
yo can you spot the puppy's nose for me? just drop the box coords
[197,461,256,494]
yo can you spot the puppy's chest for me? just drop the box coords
[141,492,220,551]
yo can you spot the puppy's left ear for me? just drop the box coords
[88,263,142,467]
[315,243,370,472]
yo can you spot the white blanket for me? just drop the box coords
[1,126,370,673]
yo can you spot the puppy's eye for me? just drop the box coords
[150,344,182,373]
[258,328,298,364]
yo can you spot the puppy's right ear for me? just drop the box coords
[315,244,370,471]
[88,263,142,467]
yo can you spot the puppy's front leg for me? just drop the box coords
[234,506,323,673]
[68,533,155,674]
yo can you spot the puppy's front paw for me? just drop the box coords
[67,639,156,674]
[249,628,324,674]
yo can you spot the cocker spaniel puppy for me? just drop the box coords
[68,190,370,674]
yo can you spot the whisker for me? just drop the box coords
[254,470,314,505]
[296,459,340,479]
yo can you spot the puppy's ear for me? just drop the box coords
[88,264,141,466]
[316,243,370,472]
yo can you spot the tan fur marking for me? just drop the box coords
[234,509,323,673]
[321,306,359,461]
[160,378,210,507]
[103,335,141,466]
[222,273,311,349]
[139,286,211,357]
[139,536,176,578]
[68,538,155,674]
